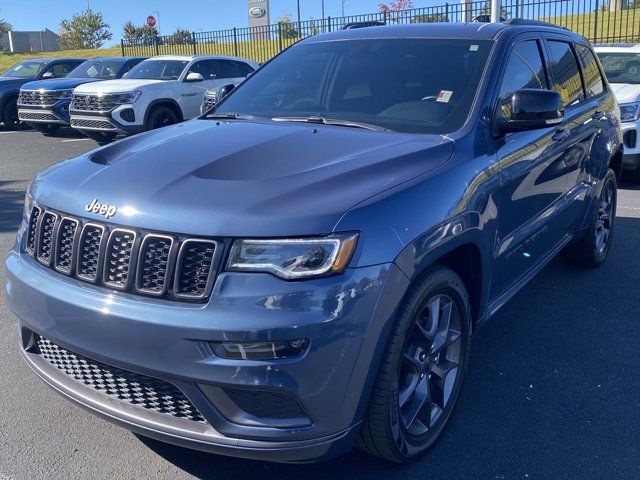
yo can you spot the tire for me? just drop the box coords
[357,265,471,463]
[32,123,61,135]
[2,97,22,130]
[144,105,179,132]
[564,168,617,267]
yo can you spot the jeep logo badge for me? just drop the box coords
[85,198,117,219]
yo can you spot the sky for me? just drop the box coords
[0,0,443,45]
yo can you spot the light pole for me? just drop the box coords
[152,10,161,35]
[341,0,348,17]
[296,0,301,26]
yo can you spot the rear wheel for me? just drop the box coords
[357,265,471,463]
[2,97,22,130]
[145,105,179,131]
[564,168,617,267]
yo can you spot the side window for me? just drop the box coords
[218,60,252,79]
[120,61,138,76]
[496,40,548,120]
[546,40,584,107]
[198,60,219,80]
[576,45,605,97]
[45,62,75,78]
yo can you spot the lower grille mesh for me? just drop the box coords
[35,335,206,423]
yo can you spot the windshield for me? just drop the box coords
[215,39,492,134]
[67,59,125,79]
[2,61,48,78]
[124,59,188,80]
[597,52,640,84]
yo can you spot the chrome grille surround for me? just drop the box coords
[70,94,118,112]
[24,205,221,302]
[18,90,63,107]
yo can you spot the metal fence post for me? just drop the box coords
[278,22,283,52]
[446,3,450,21]
[192,32,197,55]
[233,27,239,57]
[594,0,599,43]
[155,36,160,56]
[327,16,332,32]
[120,39,125,57]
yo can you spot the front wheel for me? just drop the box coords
[2,98,22,130]
[564,168,617,267]
[357,265,471,463]
[145,106,179,131]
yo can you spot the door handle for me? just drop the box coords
[552,129,570,142]
[592,110,607,121]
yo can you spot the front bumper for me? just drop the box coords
[17,100,71,125]
[5,245,407,462]
[69,106,143,135]
[621,121,640,170]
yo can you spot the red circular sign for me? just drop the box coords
[146,15,156,27]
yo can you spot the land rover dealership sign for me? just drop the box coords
[248,0,270,29]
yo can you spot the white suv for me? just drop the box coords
[69,55,258,141]
[595,44,640,181]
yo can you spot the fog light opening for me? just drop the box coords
[211,339,309,360]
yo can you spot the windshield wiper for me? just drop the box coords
[204,112,256,120]
[271,116,388,131]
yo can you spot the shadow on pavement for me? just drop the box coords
[135,216,640,479]
[0,181,25,234]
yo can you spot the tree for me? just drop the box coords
[123,21,159,44]
[59,8,112,49]
[168,28,193,45]
[0,11,11,50]
[379,1,415,23]
[277,15,299,39]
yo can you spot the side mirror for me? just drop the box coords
[216,83,236,101]
[185,72,204,82]
[41,71,54,79]
[495,89,564,134]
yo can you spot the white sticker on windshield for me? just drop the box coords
[436,90,453,103]
[470,44,479,51]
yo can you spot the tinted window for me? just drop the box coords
[597,52,640,84]
[124,60,188,80]
[496,40,548,120]
[1,61,47,78]
[546,41,584,107]
[216,39,492,134]
[576,45,604,96]
[47,62,79,78]
[68,59,125,79]
[218,60,254,79]
[188,60,218,80]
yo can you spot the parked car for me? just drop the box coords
[0,57,85,129]
[18,57,146,135]
[69,55,259,141]
[595,43,640,181]
[6,21,621,464]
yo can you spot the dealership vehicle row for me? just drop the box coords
[0,54,258,141]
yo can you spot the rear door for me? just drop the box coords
[491,37,576,297]
[543,38,610,231]
[217,59,254,87]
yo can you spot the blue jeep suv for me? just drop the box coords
[5,21,622,463]
[17,57,146,134]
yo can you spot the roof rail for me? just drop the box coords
[342,20,386,30]
[503,18,571,31]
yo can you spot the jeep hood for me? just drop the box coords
[33,119,453,237]
[74,78,165,94]
[610,83,640,104]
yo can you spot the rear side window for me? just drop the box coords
[546,41,584,107]
[496,40,548,120]
[218,60,254,79]
[576,45,605,97]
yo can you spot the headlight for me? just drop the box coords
[619,102,640,122]
[227,233,359,280]
[57,89,74,99]
[112,90,142,104]
[23,187,34,220]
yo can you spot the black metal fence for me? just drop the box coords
[121,1,640,61]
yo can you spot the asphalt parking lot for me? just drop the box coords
[0,127,639,480]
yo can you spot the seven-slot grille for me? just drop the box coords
[34,335,206,423]
[70,94,118,112]
[18,90,64,106]
[25,206,220,302]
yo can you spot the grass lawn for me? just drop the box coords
[543,8,640,43]
[0,46,122,73]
